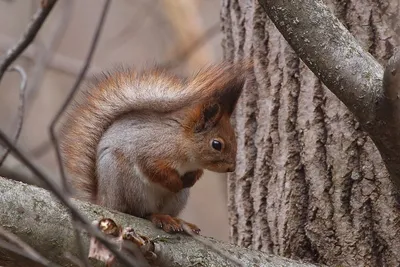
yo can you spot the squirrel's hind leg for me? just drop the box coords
[147,187,200,234]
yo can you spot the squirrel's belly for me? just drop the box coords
[132,182,186,217]
[124,168,173,216]
[142,182,170,213]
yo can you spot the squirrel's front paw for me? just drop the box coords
[181,169,204,188]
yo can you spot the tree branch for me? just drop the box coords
[0,65,27,165]
[50,0,111,194]
[0,0,58,83]
[257,0,383,124]
[257,0,400,190]
[22,0,73,116]
[0,226,60,267]
[0,176,320,267]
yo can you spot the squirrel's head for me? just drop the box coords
[181,61,250,173]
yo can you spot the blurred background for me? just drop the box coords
[0,0,230,241]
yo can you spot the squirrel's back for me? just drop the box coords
[61,68,192,201]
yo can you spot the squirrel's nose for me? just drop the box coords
[226,163,236,172]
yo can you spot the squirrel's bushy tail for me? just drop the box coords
[60,62,251,202]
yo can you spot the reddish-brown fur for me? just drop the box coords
[60,61,252,233]
[139,159,184,193]
[61,68,187,201]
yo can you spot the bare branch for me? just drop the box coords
[160,23,221,70]
[64,252,86,267]
[29,139,52,159]
[105,0,161,49]
[0,65,27,166]
[72,224,90,267]
[257,0,383,125]
[0,159,39,186]
[23,0,73,115]
[161,0,215,70]
[0,3,139,263]
[0,0,58,83]
[0,176,321,267]
[49,0,111,194]
[0,33,103,77]
[0,2,98,266]
[0,226,60,267]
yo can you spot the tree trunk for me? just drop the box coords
[222,0,400,266]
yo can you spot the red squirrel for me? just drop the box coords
[60,62,249,234]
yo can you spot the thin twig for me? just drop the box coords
[30,139,52,158]
[24,0,73,115]
[72,224,90,267]
[0,226,60,267]
[64,252,85,267]
[182,224,245,267]
[0,1,138,264]
[49,0,110,194]
[0,65,27,166]
[0,130,139,267]
[105,0,160,49]
[0,160,38,186]
[0,0,58,83]
[159,23,220,70]
[46,1,112,266]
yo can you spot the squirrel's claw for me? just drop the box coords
[174,218,201,235]
[147,214,200,235]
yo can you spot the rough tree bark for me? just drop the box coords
[222,0,400,266]
[0,177,320,267]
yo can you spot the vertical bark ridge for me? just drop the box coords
[369,1,396,63]
[221,0,239,245]
[251,3,273,253]
[330,0,350,29]
[263,21,283,256]
[231,0,246,60]
[230,0,258,249]
[276,44,310,259]
[321,87,368,265]
[221,0,235,61]
[297,68,332,263]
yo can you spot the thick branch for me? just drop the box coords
[258,0,383,125]
[257,0,400,190]
[0,177,319,267]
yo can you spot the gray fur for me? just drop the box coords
[96,112,192,218]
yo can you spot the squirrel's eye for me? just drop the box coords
[211,139,222,151]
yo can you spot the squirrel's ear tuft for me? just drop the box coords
[215,75,245,116]
[194,103,222,132]
[184,60,251,132]
[191,60,250,116]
